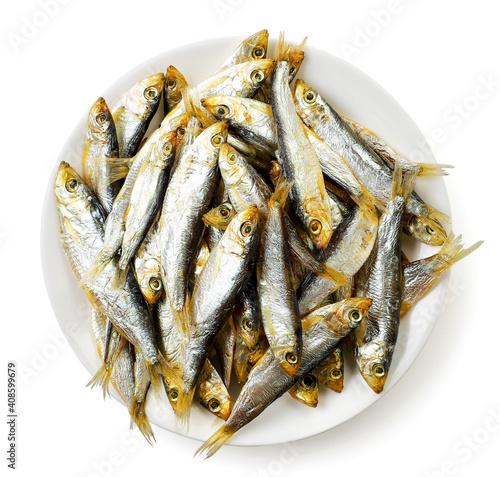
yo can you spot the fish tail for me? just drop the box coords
[86,156,130,185]
[426,203,450,225]
[129,395,156,446]
[151,354,193,426]
[417,162,454,176]
[438,232,483,266]
[86,362,112,399]
[276,31,307,66]
[194,424,237,459]
[110,263,129,292]
[170,294,191,338]
[390,160,417,203]
[183,89,213,128]
[315,263,350,288]
[268,174,294,209]
[78,251,112,288]
[352,183,386,215]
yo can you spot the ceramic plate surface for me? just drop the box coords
[41,35,451,446]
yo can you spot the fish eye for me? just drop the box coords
[144,86,158,100]
[372,364,386,377]
[349,309,362,323]
[252,47,265,58]
[330,368,342,380]
[285,352,298,365]
[208,398,221,412]
[309,219,322,235]
[167,79,177,89]
[301,375,316,389]
[211,133,224,147]
[219,206,229,217]
[149,277,162,291]
[65,179,78,192]
[251,69,265,84]
[169,388,179,401]
[304,90,317,103]
[96,113,108,125]
[215,105,230,118]
[425,225,436,236]
[289,65,296,76]
[242,319,253,332]
[227,153,237,164]
[162,142,173,156]
[240,221,254,237]
[177,126,186,137]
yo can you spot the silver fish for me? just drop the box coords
[196,298,371,458]
[271,60,333,250]
[112,73,165,158]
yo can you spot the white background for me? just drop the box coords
[2,1,499,476]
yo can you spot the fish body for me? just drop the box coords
[112,73,165,158]
[294,80,448,246]
[257,182,301,376]
[271,61,333,250]
[196,298,371,458]
[354,166,416,393]
[159,122,228,311]
[82,97,121,214]
[182,206,261,394]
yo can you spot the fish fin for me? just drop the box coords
[438,232,483,266]
[78,251,112,288]
[184,89,214,128]
[276,31,307,67]
[416,163,454,176]
[426,204,450,225]
[110,263,129,292]
[194,425,236,459]
[390,160,417,203]
[85,156,130,185]
[86,362,112,399]
[129,395,156,446]
[268,174,294,209]
[169,292,191,338]
[149,354,192,425]
[313,263,350,287]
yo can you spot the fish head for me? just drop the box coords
[224,205,261,256]
[87,97,115,137]
[126,73,165,117]
[202,95,241,123]
[202,203,235,230]
[303,201,334,250]
[54,162,103,219]
[238,29,269,62]
[193,121,228,166]
[218,143,248,185]
[164,65,189,108]
[323,297,372,333]
[290,374,318,407]
[232,298,265,350]
[406,214,447,246]
[232,59,275,97]
[136,260,164,305]
[274,340,301,377]
[153,130,177,169]
[293,79,328,129]
[275,33,307,82]
[355,340,394,394]
[197,380,232,421]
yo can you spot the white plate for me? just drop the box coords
[41,35,451,446]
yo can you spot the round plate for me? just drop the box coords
[41,35,451,446]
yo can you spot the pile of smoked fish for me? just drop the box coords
[54,30,482,457]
